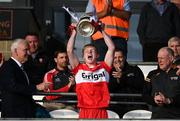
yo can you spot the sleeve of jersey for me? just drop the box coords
[72,63,81,75]
[101,61,112,73]
[44,72,70,100]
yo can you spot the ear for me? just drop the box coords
[96,53,99,59]
[171,56,174,63]
[54,58,57,63]
[15,48,17,53]
[14,48,18,56]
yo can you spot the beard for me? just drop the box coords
[60,63,67,68]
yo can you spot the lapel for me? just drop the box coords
[9,58,30,85]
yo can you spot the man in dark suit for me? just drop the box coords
[0,38,50,118]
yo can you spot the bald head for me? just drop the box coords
[157,47,174,71]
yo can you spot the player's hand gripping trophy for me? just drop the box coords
[63,6,103,37]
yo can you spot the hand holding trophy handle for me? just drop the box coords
[63,6,102,37]
[77,15,101,37]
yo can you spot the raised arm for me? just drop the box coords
[86,0,131,21]
[66,29,79,69]
[110,0,131,21]
[102,30,115,67]
[110,8,131,21]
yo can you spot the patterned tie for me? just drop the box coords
[21,65,30,85]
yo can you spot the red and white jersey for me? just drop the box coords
[43,69,70,100]
[72,62,111,108]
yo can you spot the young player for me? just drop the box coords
[67,24,115,119]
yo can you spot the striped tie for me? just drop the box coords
[21,66,30,85]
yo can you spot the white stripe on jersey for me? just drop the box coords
[75,68,109,84]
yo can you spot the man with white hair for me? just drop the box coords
[0,38,50,118]
[143,47,180,119]
[168,36,180,64]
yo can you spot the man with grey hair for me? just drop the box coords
[143,47,180,119]
[0,38,51,118]
[168,36,180,64]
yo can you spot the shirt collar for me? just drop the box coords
[151,0,170,15]
[11,57,22,67]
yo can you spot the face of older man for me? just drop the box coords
[169,40,180,58]
[15,42,29,63]
[157,49,174,71]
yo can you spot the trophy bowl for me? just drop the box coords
[77,15,97,37]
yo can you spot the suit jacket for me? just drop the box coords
[0,58,37,118]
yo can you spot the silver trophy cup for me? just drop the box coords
[77,15,98,37]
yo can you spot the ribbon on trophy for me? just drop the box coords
[62,6,102,37]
